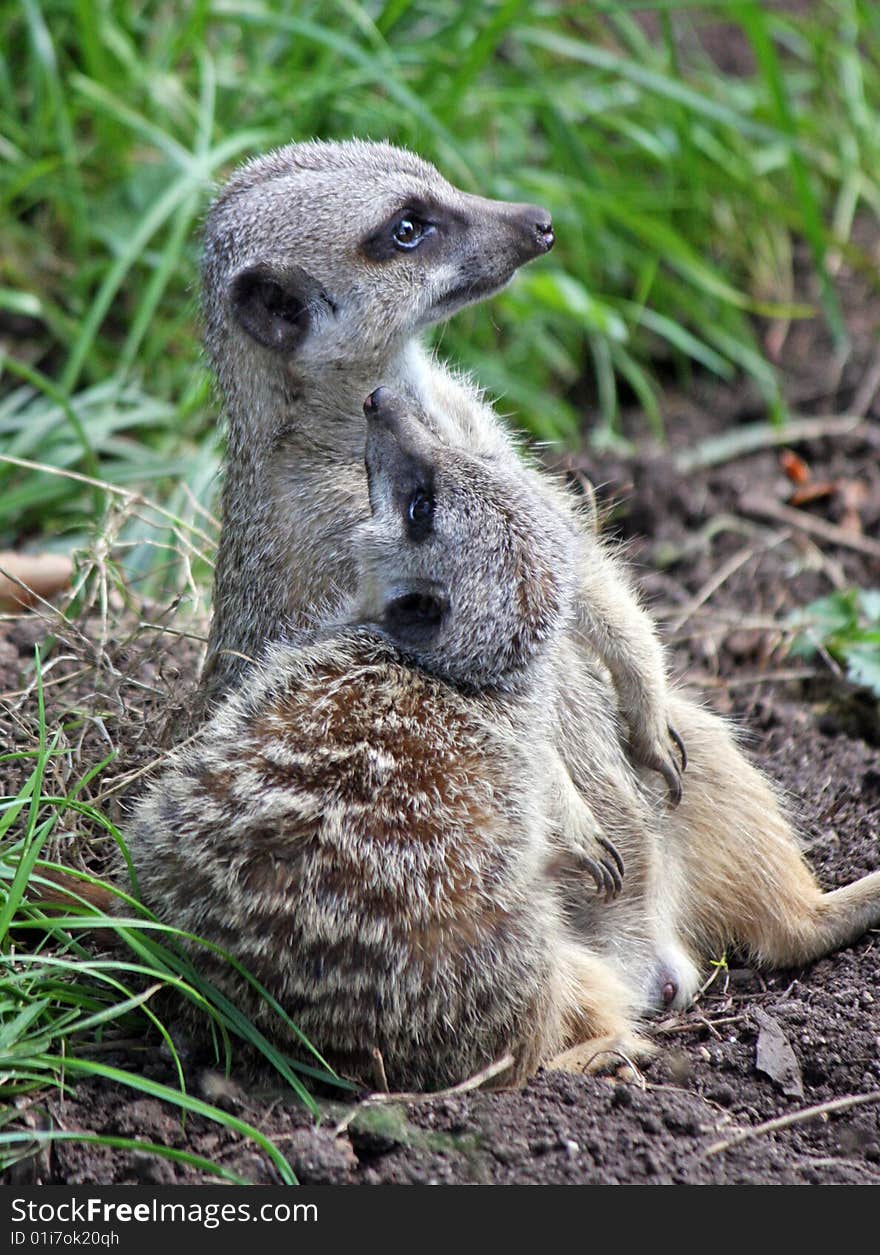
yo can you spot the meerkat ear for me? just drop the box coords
[383,581,449,649]
[228,263,330,353]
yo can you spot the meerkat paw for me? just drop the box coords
[626,707,687,806]
[549,761,625,900]
[571,835,625,903]
[547,1031,656,1078]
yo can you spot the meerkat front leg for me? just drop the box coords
[546,752,625,901]
[545,941,656,1076]
[573,539,686,805]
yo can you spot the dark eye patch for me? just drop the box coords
[405,486,434,540]
[359,198,446,261]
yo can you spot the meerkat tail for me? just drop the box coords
[661,692,880,971]
[807,873,880,957]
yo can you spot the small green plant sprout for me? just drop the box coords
[789,588,880,700]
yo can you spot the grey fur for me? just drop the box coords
[198,138,683,794]
[129,388,880,1089]
[130,399,642,1089]
[148,140,880,1082]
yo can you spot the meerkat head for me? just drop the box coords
[202,140,554,377]
[352,387,577,690]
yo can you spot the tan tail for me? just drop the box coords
[666,693,880,970]
[809,872,880,958]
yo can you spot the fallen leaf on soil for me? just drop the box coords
[754,1007,804,1099]
[780,448,812,485]
[0,551,73,611]
[789,480,836,507]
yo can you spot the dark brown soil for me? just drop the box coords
[3,235,880,1187]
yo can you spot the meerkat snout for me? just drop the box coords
[359,389,450,650]
[363,385,399,420]
[511,203,555,255]
[362,387,436,520]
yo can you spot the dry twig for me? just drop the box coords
[667,533,788,634]
[739,494,880,563]
[704,1090,880,1157]
[674,414,868,476]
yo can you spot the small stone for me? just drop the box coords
[285,1129,357,1186]
[727,968,760,992]
[611,1083,633,1108]
[706,1083,735,1107]
[492,1137,529,1165]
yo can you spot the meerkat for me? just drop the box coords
[126,388,645,1090]
[36,391,880,1086]
[194,139,880,1021]
[356,397,880,1037]
[199,139,684,798]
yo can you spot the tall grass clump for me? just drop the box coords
[1,1,878,568]
[0,648,354,1182]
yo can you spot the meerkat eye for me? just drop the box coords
[392,216,433,250]
[406,487,434,538]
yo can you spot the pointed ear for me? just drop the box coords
[228,263,331,353]
[383,581,449,649]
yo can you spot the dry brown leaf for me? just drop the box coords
[754,1007,804,1099]
[789,480,836,507]
[838,479,868,535]
[779,448,811,485]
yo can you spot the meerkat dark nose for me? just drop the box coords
[533,212,555,253]
[364,387,386,416]
[364,388,410,439]
[514,204,555,254]
[661,978,678,1006]
[364,386,399,419]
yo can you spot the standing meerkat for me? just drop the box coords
[199,139,685,798]
[196,140,880,1013]
[128,389,645,1090]
[125,389,880,1089]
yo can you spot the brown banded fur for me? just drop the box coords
[131,633,636,1090]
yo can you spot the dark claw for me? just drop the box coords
[579,845,623,903]
[599,861,618,903]
[581,857,610,899]
[659,723,687,808]
[598,835,625,884]
[601,863,621,902]
[629,724,687,806]
[661,756,683,808]
[669,723,687,773]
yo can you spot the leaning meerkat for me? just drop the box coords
[127,389,645,1090]
[358,397,880,1036]
[37,391,880,1085]
[195,140,880,1013]
[199,139,684,797]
